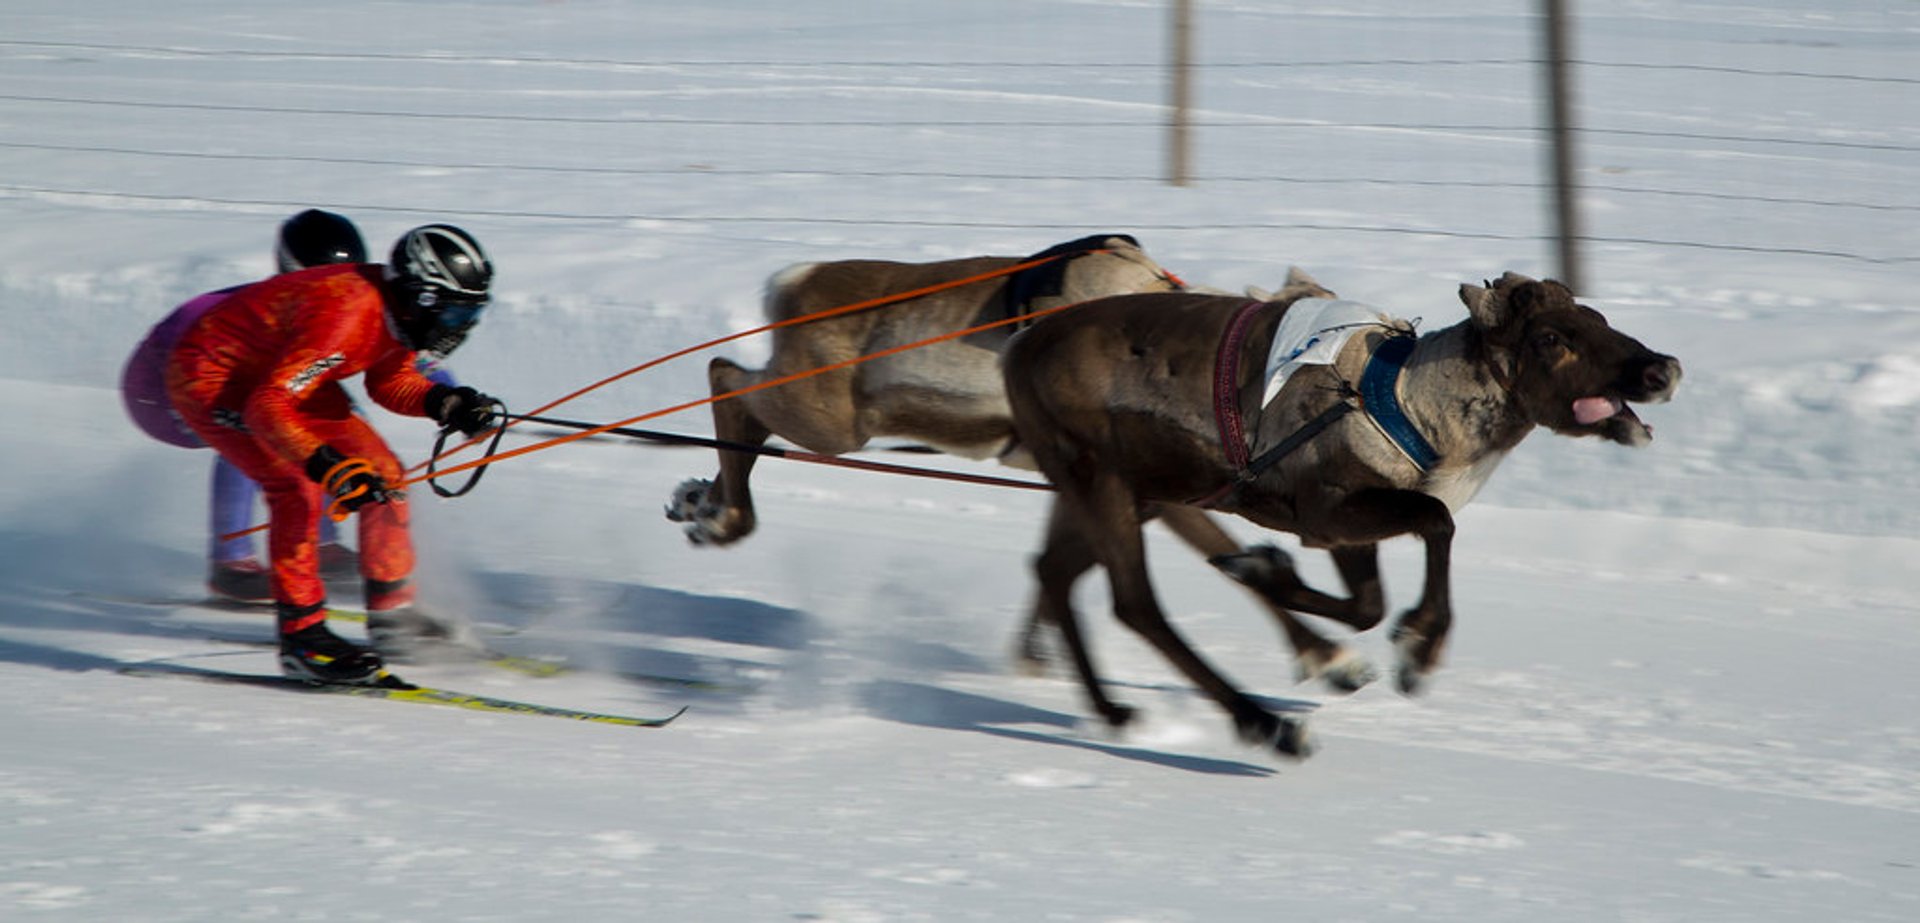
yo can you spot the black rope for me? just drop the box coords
[500,413,1050,492]
[425,398,510,498]
[504,413,940,457]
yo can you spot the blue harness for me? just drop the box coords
[1356,335,1441,472]
[1202,305,1439,506]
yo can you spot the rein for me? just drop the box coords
[385,287,1111,493]
[220,250,1090,543]
[506,412,1052,492]
[415,250,1086,478]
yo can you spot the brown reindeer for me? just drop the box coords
[667,235,1180,545]
[667,238,1385,692]
[1002,272,1682,757]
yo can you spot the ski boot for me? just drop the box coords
[208,558,273,604]
[365,578,457,661]
[367,608,458,660]
[279,620,386,685]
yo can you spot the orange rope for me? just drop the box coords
[389,294,1093,491]
[317,456,382,523]
[217,252,1078,543]
[406,251,1076,475]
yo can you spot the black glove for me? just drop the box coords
[305,445,392,515]
[426,384,500,436]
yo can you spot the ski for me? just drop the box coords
[243,637,572,678]
[119,661,686,728]
[72,590,753,692]
[177,632,749,691]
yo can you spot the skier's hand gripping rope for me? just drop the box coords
[427,384,502,437]
[425,387,509,499]
[306,445,395,521]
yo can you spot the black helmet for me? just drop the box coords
[276,209,367,274]
[386,224,493,356]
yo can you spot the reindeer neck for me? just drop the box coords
[1389,322,1535,505]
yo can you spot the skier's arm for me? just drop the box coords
[364,349,440,419]
[244,327,358,465]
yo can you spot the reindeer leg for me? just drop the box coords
[667,357,772,546]
[1014,500,1096,676]
[1391,524,1454,697]
[1155,505,1376,693]
[1209,542,1386,633]
[1311,490,1456,696]
[1081,475,1311,758]
[1327,545,1388,632]
[1028,497,1136,729]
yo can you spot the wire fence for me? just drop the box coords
[1,16,1915,266]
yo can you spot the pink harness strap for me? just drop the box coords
[1193,300,1271,507]
[1210,300,1269,472]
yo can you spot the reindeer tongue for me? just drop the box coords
[1572,396,1620,425]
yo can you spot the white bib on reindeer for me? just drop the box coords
[1260,298,1393,407]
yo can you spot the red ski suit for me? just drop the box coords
[165,263,439,619]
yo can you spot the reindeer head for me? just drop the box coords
[1459,272,1681,447]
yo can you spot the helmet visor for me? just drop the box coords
[432,298,487,329]
[413,291,487,357]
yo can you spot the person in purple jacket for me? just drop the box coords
[120,210,455,602]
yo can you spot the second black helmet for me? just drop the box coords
[276,209,367,274]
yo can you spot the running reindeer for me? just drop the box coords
[1003,272,1682,757]
[666,236,1366,686]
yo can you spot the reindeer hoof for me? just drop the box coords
[1239,711,1314,759]
[1399,672,1426,696]
[667,479,752,546]
[1390,624,1438,697]
[1208,544,1295,586]
[1297,647,1377,694]
[1274,716,1315,760]
[1099,702,1139,729]
[1011,630,1054,677]
[665,478,714,523]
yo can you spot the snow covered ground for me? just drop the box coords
[2,1,1917,920]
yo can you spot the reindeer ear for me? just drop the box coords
[1507,280,1543,315]
[1539,278,1575,302]
[1459,281,1507,329]
[1284,266,1318,289]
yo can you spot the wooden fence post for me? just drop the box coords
[1169,0,1194,187]
[1543,0,1585,293]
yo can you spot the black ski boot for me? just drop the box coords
[278,604,385,685]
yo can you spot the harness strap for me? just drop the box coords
[1004,235,1132,329]
[1199,318,1444,507]
[1243,399,1355,478]
[1357,335,1441,472]
[1210,300,1268,472]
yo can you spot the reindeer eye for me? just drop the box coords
[1533,331,1563,351]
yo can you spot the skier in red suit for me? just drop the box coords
[166,224,502,684]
